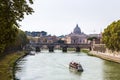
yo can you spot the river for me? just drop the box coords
[15,50,120,80]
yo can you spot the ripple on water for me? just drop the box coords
[15,50,120,80]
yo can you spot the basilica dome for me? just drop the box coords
[73,24,81,34]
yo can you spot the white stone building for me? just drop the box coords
[65,24,87,44]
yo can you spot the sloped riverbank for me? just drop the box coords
[89,51,120,63]
[0,51,27,80]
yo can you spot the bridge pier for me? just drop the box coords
[35,46,41,52]
[62,47,67,52]
[76,47,80,52]
[89,47,92,51]
[48,46,54,52]
[32,43,91,52]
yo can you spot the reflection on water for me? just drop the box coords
[103,61,120,80]
[15,50,120,80]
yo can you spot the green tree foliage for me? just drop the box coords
[57,39,65,44]
[5,29,29,53]
[87,37,97,41]
[15,29,29,48]
[102,20,120,51]
[0,0,34,53]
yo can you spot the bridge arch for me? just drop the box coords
[35,46,41,52]
[30,43,91,52]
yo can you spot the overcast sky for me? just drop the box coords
[20,0,120,36]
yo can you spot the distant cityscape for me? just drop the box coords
[25,24,102,44]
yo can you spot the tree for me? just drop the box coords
[87,37,97,41]
[16,29,29,47]
[102,20,120,52]
[4,29,29,52]
[0,0,34,53]
[57,39,65,44]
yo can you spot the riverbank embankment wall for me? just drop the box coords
[90,44,120,63]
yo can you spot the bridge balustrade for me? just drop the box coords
[30,43,91,52]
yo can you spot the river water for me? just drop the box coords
[15,50,120,80]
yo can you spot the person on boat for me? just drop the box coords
[71,62,77,69]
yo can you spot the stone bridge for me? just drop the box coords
[28,43,92,52]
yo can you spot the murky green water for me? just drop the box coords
[15,50,120,80]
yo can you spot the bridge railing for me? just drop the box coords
[30,43,91,48]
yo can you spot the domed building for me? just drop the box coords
[73,24,81,34]
[65,24,87,44]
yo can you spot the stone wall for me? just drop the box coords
[92,44,106,53]
[92,44,120,54]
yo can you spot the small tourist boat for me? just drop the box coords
[69,62,83,72]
